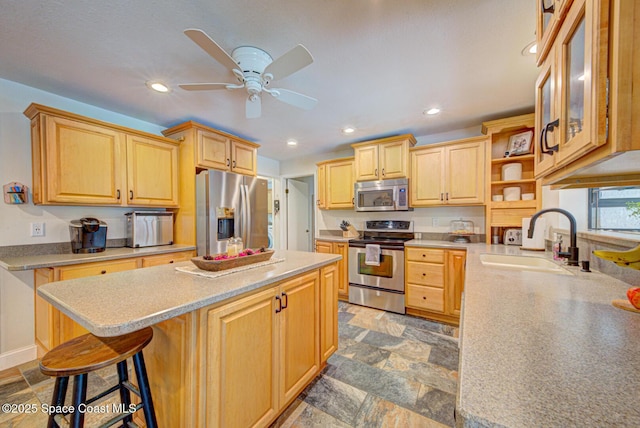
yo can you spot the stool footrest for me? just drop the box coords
[121,380,141,398]
[95,404,143,428]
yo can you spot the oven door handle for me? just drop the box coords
[349,243,405,251]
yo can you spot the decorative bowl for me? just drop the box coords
[191,250,274,272]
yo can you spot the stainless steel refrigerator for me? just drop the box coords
[196,170,269,256]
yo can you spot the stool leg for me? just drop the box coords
[116,360,133,425]
[47,376,68,428]
[70,373,87,428]
[133,352,158,428]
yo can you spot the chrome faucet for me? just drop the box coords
[527,208,579,266]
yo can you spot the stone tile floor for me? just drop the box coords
[271,302,459,427]
[0,302,459,427]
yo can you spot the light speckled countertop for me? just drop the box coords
[0,244,196,271]
[405,240,640,427]
[38,250,340,337]
[315,235,352,243]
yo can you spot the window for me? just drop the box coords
[588,187,640,231]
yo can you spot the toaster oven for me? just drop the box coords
[503,228,522,246]
[125,211,174,248]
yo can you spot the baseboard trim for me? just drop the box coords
[0,345,37,371]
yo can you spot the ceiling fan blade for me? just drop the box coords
[263,45,313,81]
[271,88,317,110]
[179,83,235,91]
[184,28,239,72]
[246,95,262,119]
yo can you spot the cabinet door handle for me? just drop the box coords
[226,158,230,167]
[101,270,107,274]
[275,295,282,313]
[117,189,121,200]
[440,193,444,201]
[352,197,355,205]
[445,192,449,201]
[381,168,385,177]
[232,160,236,168]
[129,190,134,200]
[374,168,378,177]
[541,119,560,154]
[281,292,288,309]
[541,0,555,14]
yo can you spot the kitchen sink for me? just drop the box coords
[479,253,573,275]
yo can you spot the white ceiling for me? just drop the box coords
[0,0,538,161]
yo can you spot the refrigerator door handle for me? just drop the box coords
[238,184,245,242]
[244,184,252,247]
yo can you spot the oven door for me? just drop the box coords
[348,246,404,292]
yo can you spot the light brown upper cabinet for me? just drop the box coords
[163,121,259,177]
[536,0,574,65]
[536,0,640,188]
[24,104,179,207]
[316,157,354,209]
[162,121,261,245]
[409,137,485,206]
[352,134,416,181]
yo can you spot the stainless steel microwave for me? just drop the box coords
[354,178,410,212]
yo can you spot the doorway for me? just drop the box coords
[286,176,314,251]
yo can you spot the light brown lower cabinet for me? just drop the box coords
[405,247,466,325]
[201,270,321,427]
[315,239,349,299]
[33,250,195,356]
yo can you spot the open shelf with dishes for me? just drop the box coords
[482,114,541,244]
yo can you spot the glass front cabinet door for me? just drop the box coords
[535,0,609,178]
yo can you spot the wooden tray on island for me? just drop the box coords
[191,250,274,272]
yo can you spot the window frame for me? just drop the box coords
[588,187,640,231]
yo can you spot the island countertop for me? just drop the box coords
[37,250,340,337]
[420,241,640,427]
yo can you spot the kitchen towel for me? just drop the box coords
[365,244,381,266]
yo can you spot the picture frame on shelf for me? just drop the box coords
[505,130,533,156]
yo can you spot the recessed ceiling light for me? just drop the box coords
[522,41,537,56]
[287,139,298,146]
[146,81,170,93]
[423,108,440,116]
[341,126,356,135]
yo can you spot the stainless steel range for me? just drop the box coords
[348,220,414,314]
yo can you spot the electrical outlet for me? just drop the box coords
[31,222,45,237]
[432,218,439,227]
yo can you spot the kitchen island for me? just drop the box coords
[37,250,341,427]
[409,240,640,427]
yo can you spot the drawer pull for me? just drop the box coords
[169,260,174,264]
[422,254,426,257]
[101,270,107,274]
[422,296,427,300]
[422,273,426,276]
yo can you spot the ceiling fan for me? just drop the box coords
[179,29,318,118]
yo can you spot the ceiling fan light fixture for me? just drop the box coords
[341,126,356,135]
[287,139,298,147]
[146,81,171,93]
[423,108,440,116]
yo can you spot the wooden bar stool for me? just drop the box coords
[39,327,158,428]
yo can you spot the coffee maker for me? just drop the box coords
[69,218,108,253]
